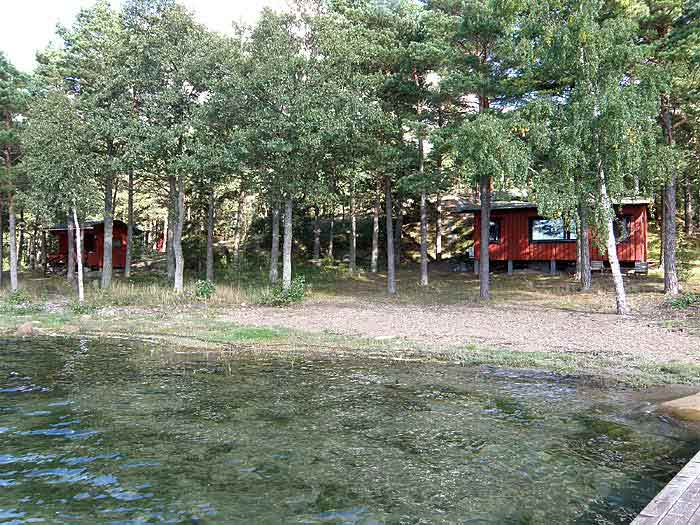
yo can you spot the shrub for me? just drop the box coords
[259,276,306,306]
[6,289,32,306]
[666,292,700,310]
[69,301,98,315]
[193,279,216,300]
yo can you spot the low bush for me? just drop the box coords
[259,276,306,306]
[69,301,99,315]
[6,289,33,306]
[193,279,216,300]
[665,292,700,309]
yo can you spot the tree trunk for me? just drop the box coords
[371,182,380,273]
[328,216,334,260]
[394,197,402,265]
[17,209,24,267]
[479,174,491,300]
[101,165,114,288]
[579,205,592,291]
[312,205,321,263]
[0,194,4,288]
[28,226,36,272]
[67,213,75,283]
[173,174,185,293]
[282,197,293,290]
[8,194,18,292]
[124,170,134,279]
[41,230,47,276]
[662,104,680,295]
[167,175,176,281]
[684,169,692,235]
[420,191,428,286]
[233,191,245,265]
[72,207,84,303]
[385,177,396,294]
[269,204,280,284]
[599,163,629,315]
[435,193,443,262]
[349,187,357,273]
[206,188,215,282]
[575,234,582,281]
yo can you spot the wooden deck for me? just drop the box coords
[632,450,700,524]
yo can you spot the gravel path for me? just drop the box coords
[219,301,700,363]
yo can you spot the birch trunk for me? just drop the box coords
[167,176,176,281]
[206,189,215,282]
[72,207,84,302]
[173,174,185,293]
[579,205,592,291]
[371,182,379,273]
[385,177,396,294]
[328,216,334,260]
[269,204,280,284]
[67,213,75,283]
[349,188,356,273]
[599,163,629,315]
[282,197,293,290]
[124,170,134,279]
[479,174,491,300]
[29,226,36,272]
[435,193,443,262]
[420,191,428,286]
[9,194,18,292]
[17,210,24,267]
[101,168,114,289]
[312,205,321,263]
[684,170,692,235]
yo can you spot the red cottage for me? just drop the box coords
[48,220,134,270]
[465,200,649,272]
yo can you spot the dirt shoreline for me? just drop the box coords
[214,299,700,365]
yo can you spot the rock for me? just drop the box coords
[661,393,700,421]
[15,322,34,337]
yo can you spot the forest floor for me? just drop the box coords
[2,264,700,387]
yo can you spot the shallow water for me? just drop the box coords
[0,337,698,524]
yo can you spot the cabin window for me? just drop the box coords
[113,239,122,249]
[614,215,632,244]
[84,233,96,253]
[529,218,576,242]
[489,220,501,244]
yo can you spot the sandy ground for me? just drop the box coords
[218,300,700,363]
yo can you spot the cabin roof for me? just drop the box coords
[48,219,141,233]
[459,199,651,213]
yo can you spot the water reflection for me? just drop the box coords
[0,337,698,524]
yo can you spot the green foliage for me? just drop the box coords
[6,289,32,305]
[665,292,700,309]
[69,302,99,315]
[259,276,306,307]
[193,279,216,300]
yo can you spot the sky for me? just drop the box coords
[1,0,289,72]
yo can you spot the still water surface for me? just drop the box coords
[0,337,698,524]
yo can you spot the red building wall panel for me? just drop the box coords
[473,204,648,263]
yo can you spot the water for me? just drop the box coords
[0,337,698,524]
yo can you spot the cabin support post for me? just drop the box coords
[507,259,513,275]
[474,259,479,275]
[550,259,557,275]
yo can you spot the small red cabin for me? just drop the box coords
[466,201,649,268]
[48,220,134,270]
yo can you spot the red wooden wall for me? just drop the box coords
[473,204,648,263]
[50,223,129,269]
